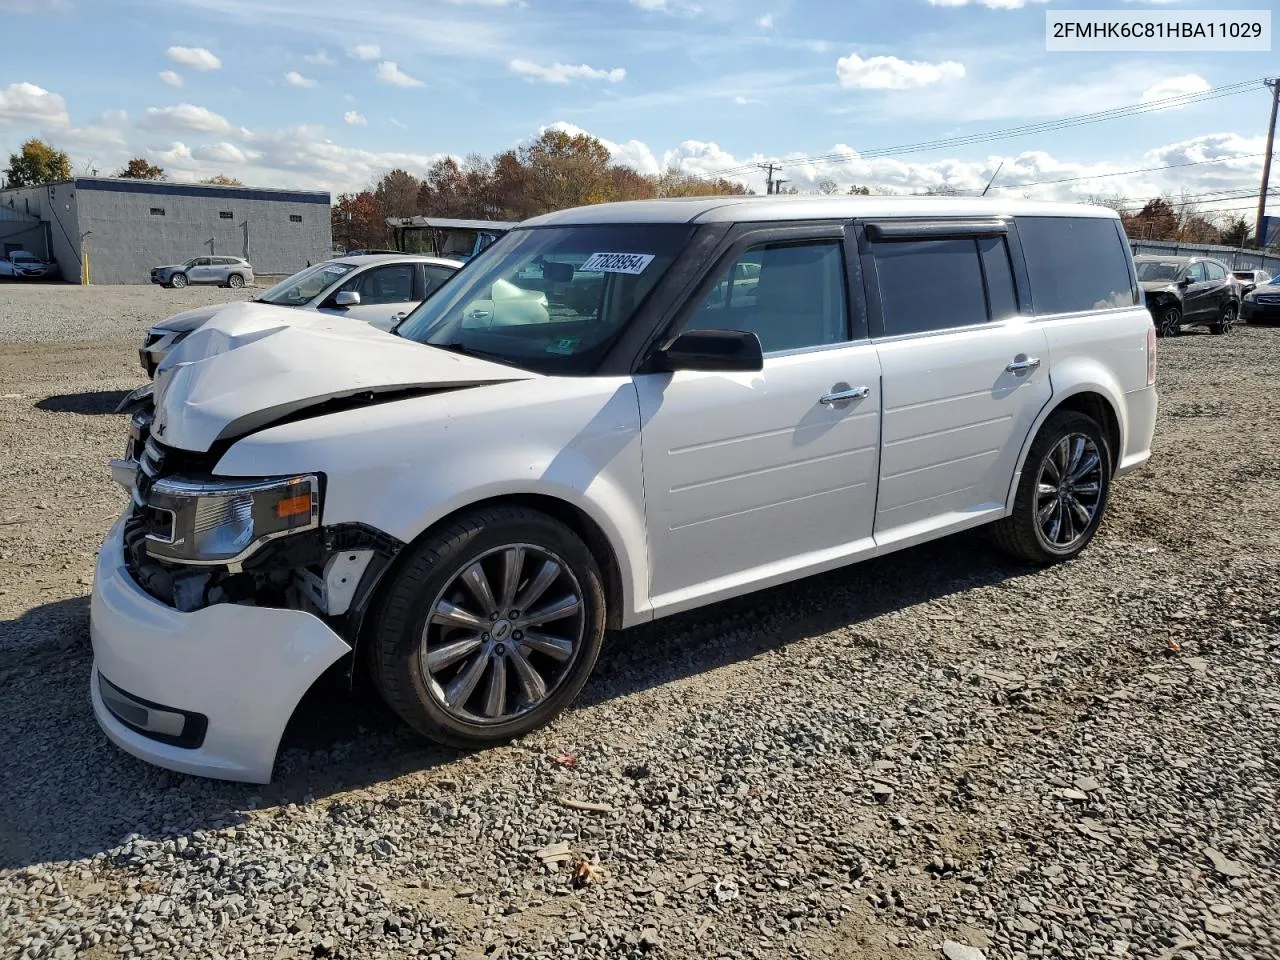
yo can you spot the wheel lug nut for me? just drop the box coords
[510,609,520,618]
[513,631,523,641]
[482,633,490,641]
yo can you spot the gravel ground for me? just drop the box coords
[1,286,1278,960]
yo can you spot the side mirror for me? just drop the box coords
[543,261,574,283]
[1177,276,1191,288]
[656,329,764,373]
[334,290,361,307]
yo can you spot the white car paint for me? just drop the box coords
[93,195,1158,782]
[139,254,464,374]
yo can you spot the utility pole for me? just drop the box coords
[1255,77,1279,248]
[757,162,781,195]
[774,178,789,194]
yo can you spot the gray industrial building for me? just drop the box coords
[0,177,332,284]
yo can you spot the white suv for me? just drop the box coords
[92,196,1158,783]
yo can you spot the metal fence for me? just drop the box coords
[1129,238,1280,276]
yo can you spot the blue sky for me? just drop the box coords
[0,0,1275,218]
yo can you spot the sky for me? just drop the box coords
[0,0,1276,219]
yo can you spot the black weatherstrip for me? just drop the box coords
[866,219,1009,242]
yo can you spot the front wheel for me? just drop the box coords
[169,273,188,289]
[1209,302,1237,335]
[992,411,1112,564]
[1155,306,1181,338]
[368,507,607,749]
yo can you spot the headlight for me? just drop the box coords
[115,381,154,414]
[144,474,321,565]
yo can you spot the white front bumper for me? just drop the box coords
[90,515,352,783]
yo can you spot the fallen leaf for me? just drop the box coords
[571,857,605,888]
[553,753,578,768]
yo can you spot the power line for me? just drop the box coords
[986,152,1269,193]
[703,77,1269,181]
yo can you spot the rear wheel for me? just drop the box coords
[169,272,188,289]
[369,507,606,749]
[1156,306,1181,338]
[1209,302,1237,335]
[992,411,1111,565]
[227,273,245,289]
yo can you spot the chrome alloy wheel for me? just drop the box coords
[419,544,586,724]
[1035,433,1104,549]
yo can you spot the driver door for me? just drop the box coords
[635,225,882,618]
[1181,262,1212,322]
[187,258,214,284]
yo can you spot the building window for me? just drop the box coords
[219,211,233,220]
[289,214,303,223]
[150,207,165,216]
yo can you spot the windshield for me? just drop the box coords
[1135,261,1183,282]
[396,224,694,375]
[12,254,38,263]
[255,261,356,306]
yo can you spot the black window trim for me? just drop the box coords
[632,220,866,373]
[859,220,1025,341]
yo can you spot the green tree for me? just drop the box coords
[117,157,165,180]
[1220,216,1252,248]
[4,138,72,187]
[374,168,421,218]
[201,174,244,186]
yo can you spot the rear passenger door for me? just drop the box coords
[1181,262,1212,322]
[861,221,1050,547]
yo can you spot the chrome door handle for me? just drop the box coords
[819,386,871,405]
[1006,356,1041,373]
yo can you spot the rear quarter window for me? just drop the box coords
[1016,216,1138,315]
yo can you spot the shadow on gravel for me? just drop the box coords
[0,531,1034,870]
[35,390,132,415]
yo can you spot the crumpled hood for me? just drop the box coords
[1139,280,1181,296]
[152,302,240,335]
[151,301,538,452]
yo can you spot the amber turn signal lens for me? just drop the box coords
[275,493,313,519]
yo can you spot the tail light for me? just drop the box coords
[1146,325,1157,386]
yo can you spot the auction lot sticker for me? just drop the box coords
[579,253,656,275]
[1047,10,1270,51]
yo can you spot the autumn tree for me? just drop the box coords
[374,168,422,219]
[331,191,388,250]
[1122,198,1179,240]
[202,174,243,186]
[652,166,749,198]
[519,129,614,212]
[4,138,72,187]
[117,157,165,180]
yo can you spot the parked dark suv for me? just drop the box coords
[1135,255,1239,337]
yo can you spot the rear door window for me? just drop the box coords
[1016,216,1138,314]
[871,237,1016,336]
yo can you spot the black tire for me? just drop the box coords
[368,506,606,749]
[991,410,1112,565]
[227,273,245,289]
[1155,306,1181,338]
[1209,301,1237,336]
[170,273,188,289]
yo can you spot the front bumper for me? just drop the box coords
[90,514,352,783]
[1242,300,1280,323]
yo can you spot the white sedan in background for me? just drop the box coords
[138,254,465,375]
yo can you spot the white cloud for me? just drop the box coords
[195,141,257,164]
[284,70,317,88]
[757,13,774,28]
[347,43,382,61]
[158,70,184,88]
[926,0,1048,7]
[389,117,408,129]
[375,61,424,87]
[0,81,70,126]
[139,103,237,136]
[536,122,660,176]
[734,95,762,105]
[166,46,222,71]
[343,110,368,125]
[1140,73,1211,107]
[303,50,335,66]
[509,60,626,84]
[836,52,966,90]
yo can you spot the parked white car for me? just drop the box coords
[94,196,1158,782]
[138,254,465,375]
[0,249,52,279]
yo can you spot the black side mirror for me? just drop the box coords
[656,329,764,373]
[543,261,574,283]
[1177,276,1191,287]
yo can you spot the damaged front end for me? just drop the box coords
[109,398,403,672]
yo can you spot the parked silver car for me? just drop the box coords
[151,256,255,289]
[0,249,52,279]
[138,254,463,375]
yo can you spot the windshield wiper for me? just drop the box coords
[428,341,523,369]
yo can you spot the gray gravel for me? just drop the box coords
[2,285,1278,960]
